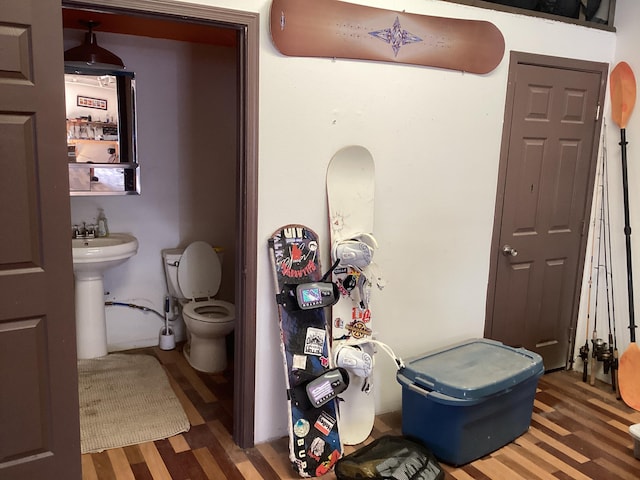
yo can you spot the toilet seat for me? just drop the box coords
[177,241,222,300]
[177,241,234,324]
[183,299,235,324]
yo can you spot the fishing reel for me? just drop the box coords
[579,342,590,382]
[592,337,613,374]
[601,349,613,374]
[579,342,590,362]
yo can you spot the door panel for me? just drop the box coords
[0,0,81,478]
[486,53,607,370]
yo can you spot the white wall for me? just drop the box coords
[66,30,238,350]
[250,0,618,443]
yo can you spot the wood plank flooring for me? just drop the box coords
[81,345,640,479]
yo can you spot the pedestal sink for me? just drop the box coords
[72,233,138,359]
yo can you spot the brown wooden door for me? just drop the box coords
[486,53,607,371]
[0,0,81,478]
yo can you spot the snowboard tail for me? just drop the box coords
[269,225,342,477]
[270,0,505,74]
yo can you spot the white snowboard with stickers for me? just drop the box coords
[327,145,403,445]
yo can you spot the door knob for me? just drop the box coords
[502,245,518,257]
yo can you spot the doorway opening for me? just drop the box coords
[62,0,259,448]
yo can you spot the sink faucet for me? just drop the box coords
[85,223,97,238]
[72,221,97,239]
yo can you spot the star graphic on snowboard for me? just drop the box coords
[369,17,422,57]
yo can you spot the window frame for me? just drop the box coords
[441,0,616,31]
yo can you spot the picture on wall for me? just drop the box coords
[77,95,107,110]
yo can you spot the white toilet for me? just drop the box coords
[163,241,235,373]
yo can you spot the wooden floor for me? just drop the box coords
[81,345,640,479]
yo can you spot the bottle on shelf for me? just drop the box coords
[97,208,109,237]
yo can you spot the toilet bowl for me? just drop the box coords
[163,241,235,373]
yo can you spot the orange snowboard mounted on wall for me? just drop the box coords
[270,0,505,74]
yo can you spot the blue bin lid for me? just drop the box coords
[399,338,544,399]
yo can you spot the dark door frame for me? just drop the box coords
[485,51,607,368]
[62,0,259,448]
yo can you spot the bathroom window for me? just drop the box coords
[441,0,616,31]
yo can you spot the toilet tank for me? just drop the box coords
[162,248,185,299]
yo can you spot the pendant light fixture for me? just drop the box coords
[64,20,125,70]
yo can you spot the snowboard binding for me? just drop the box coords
[336,345,373,378]
[332,233,384,310]
[277,259,342,311]
[332,234,377,269]
[337,339,405,371]
[277,281,340,311]
[306,367,350,408]
[336,344,374,394]
[335,339,405,396]
[289,367,350,410]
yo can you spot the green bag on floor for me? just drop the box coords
[335,435,444,480]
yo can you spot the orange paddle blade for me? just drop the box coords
[619,342,640,410]
[610,61,637,129]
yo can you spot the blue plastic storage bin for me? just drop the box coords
[396,338,544,466]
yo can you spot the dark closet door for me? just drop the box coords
[486,53,607,370]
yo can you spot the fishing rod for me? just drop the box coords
[602,121,621,395]
[596,140,615,388]
[580,157,602,382]
[590,179,606,387]
[588,134,622,388]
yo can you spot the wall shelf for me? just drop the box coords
[67,119,117,127]
[68,138,118,144]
